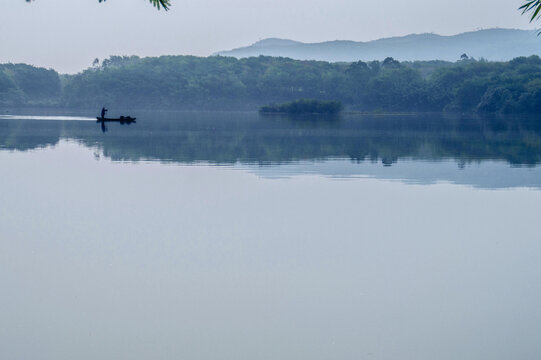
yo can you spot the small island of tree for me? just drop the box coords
[260,99,343,115]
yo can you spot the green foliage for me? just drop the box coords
[65,54,541,113]
[148,0,171,11]
[0,64,61,106]
[98,0,171,10]
[520,0,541,21]
[260,99,343,114]
[3,55,541,114]
[26,0,171,11]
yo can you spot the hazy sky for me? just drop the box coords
[0,0,537,73]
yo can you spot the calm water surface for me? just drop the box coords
[1,111,540,360]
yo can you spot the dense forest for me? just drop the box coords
[0,63,61,106]
[1,55,541,113]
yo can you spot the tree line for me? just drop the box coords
[1,55,541,114]
[0,63,61,106]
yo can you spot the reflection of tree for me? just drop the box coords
[2,114,540,167]
[0,119,62,151]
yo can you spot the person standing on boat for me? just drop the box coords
[101,107,108,118]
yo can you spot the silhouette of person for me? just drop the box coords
[101,107,108,118]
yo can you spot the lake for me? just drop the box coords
[1,111,540,360]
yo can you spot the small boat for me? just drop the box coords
[96,116,136,124]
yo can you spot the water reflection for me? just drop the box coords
[1,111,540,188]
[2,111,541,360]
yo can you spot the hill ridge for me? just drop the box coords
[215,28,541,62]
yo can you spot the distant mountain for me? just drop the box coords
[215,29,541,62]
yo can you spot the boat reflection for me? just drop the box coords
[96,114,136,133]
